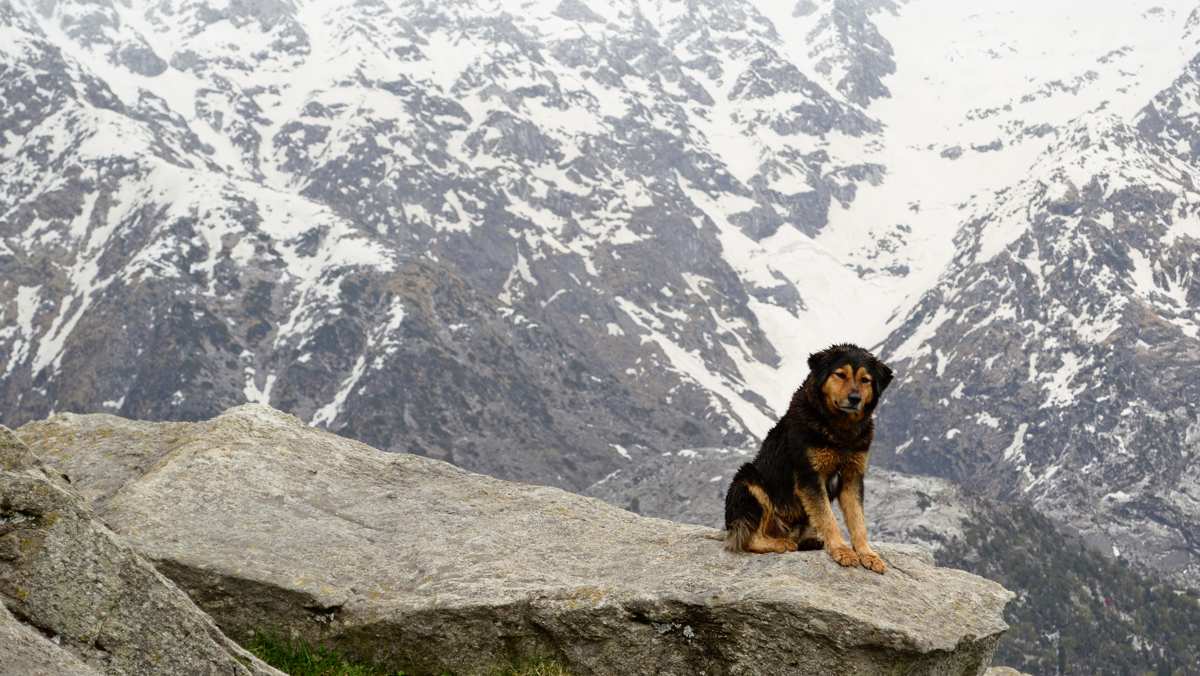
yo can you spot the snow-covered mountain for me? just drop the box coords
[868,5,1200,591]
[876,90,1200,590]
[0,0,875,487]
[0,0,919,489]
[3,0,1200,597]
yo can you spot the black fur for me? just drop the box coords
[723,343,893,552]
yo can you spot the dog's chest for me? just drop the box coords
[806,447,866,479]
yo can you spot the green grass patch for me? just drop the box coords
[244,632,403,676]
[494,659,571,676]
[244,632,571,676]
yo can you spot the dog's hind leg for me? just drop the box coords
[727,512,797,553]
[723,477,764,552]
[724,464,798,553]
[745,530,799,554]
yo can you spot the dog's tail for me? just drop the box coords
[722,462,762,553]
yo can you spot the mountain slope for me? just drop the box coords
[0,0,902,488]
[875,46,1200,590]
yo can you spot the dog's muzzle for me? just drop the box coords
[838,393,862,413]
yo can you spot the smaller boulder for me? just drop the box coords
[0,426,282,675]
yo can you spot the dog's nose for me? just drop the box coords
[847,392,862,405]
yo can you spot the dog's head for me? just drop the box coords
[806,344,894,422]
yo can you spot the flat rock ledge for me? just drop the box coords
[0,427,281,675]
[17,405,1014,675]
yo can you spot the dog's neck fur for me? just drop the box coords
[789,377,875,452]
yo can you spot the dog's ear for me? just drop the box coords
[807,348,833,377]
[871,358,894,395]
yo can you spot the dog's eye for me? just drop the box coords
[862,377,872,384]
[834,372,847,379]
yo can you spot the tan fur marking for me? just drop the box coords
[838,475,885,574]
[840,451,868,479]
[745,532,799,553]
[806,447,841,477]
[746,484,774,530]
[855,366,875,407]
[806,448,868,479]
[821,365,854,411]
[742,484,797,552]
[797,486,850,555]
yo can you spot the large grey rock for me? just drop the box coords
[0,426,281,675]
[19,404,1014,676]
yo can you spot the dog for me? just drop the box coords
[723,343,894,573]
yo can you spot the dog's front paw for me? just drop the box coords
[858,551,886,574]
[827,545,860,567]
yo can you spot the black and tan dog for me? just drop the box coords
[723,343,894,573]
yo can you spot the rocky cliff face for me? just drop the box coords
[15,404,1014,675]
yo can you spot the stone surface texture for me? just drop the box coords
[0,601,99,676]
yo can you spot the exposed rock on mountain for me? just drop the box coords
[753,0,900,107]
[0,427,282,675]
[17,404,1014,676]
